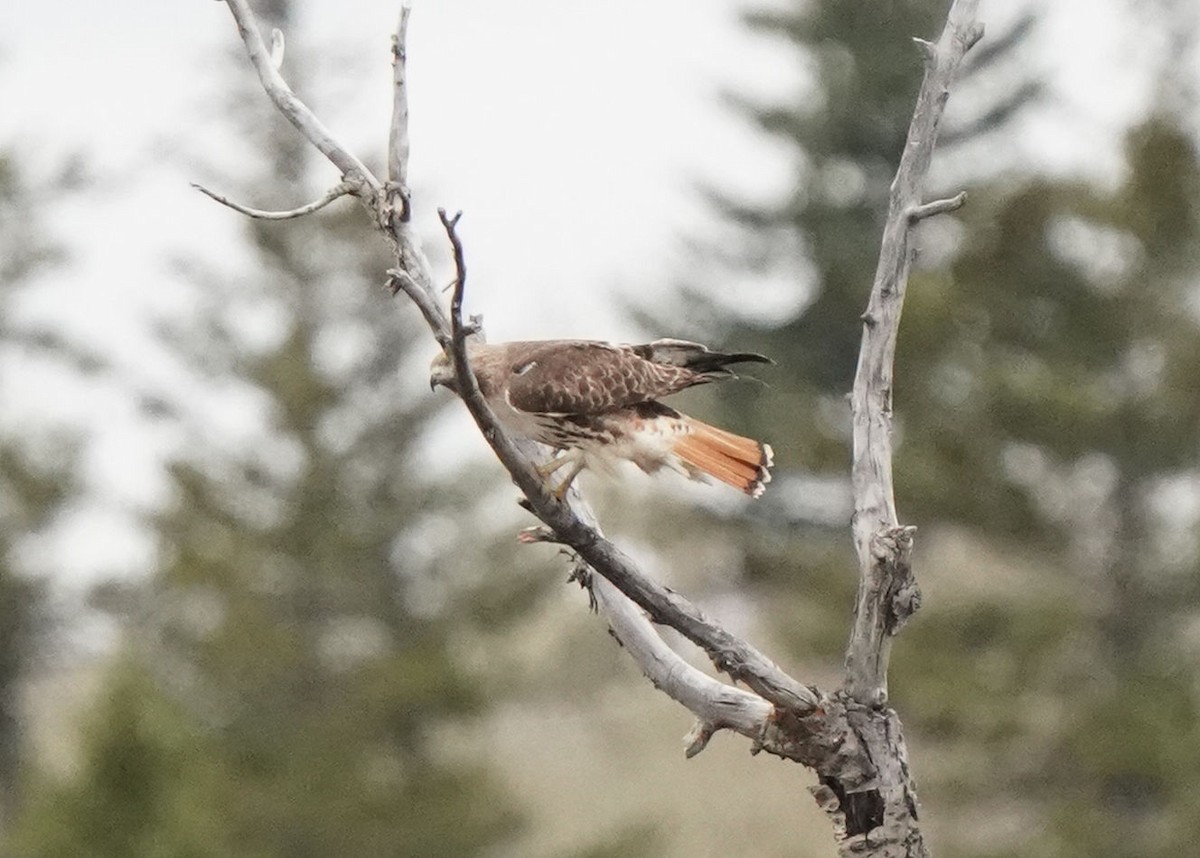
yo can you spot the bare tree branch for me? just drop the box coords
[845,0,982,707]
[380,4,442,341]
[386,267,451,349]
[525,513,784,754]
[387,2,414,224]
[221,0,382,196]
[190,180,355,220]
[433,209,823,718]
[802,4,982,854]
[908,191,968,222]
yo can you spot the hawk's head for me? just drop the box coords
[428,351,457,393]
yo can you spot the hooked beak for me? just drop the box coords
[428,353,457,393]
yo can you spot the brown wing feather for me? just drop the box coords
[504,341,694,414]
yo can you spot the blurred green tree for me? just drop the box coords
[917,115,1200,858]
[0,149,76,829]
[656,1,1200,856]
[9,2,529,855]
[8,662,235,858]
[686,1,1038,518]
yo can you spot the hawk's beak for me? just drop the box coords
[428,361,456,393]
[429,349,462,394]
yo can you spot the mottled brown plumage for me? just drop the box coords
[430,338,773,498]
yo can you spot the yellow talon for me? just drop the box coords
[535,455,571,479]
[538,453,584,501]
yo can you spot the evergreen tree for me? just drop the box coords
[916,115,1200,858]
[8,662,235,858]
[0,149,75,829]
[660,1,1200,855]
[11,3,526,854]
[692,2,1038,517]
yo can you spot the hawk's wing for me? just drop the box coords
[503,341,695,415]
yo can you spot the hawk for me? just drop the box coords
[429,338,773,499]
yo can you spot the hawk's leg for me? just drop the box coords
[550,459,586,501]
[534,452,575,479]
[535,450,585,501]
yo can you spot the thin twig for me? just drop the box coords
[908,191,968,222]
[191,181,354,220]
[388,4,413,181]
[439,208,474,342]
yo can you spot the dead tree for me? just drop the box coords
[196,1,982,854]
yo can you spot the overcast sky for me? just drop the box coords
[0,0,1177,600]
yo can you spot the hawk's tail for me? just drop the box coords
[672,417,773,498]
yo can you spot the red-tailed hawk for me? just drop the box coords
[429,338,773,499]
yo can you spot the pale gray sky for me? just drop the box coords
[0,0,1168,598]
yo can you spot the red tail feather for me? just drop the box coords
[672,417,773,497]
